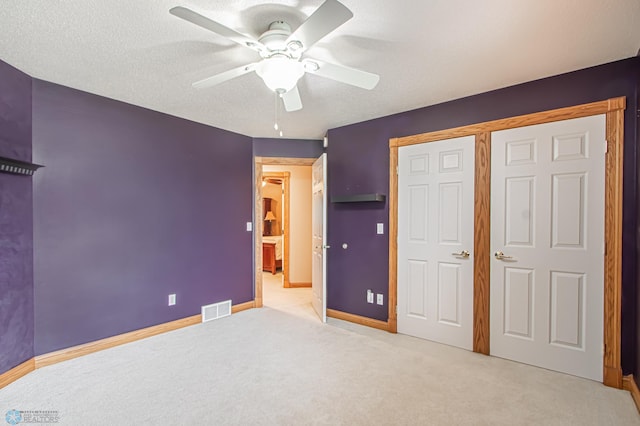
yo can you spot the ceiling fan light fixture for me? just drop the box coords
[256,56,304,93]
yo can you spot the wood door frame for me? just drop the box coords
[254,157,316,307]
[263,171,291,286]
[388,97,625,388]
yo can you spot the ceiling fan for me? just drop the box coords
[170,0,380,112]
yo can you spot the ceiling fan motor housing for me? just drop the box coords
[259,21,293,55]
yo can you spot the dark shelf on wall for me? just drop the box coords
[0,155,43,176]
[331,193,386,203]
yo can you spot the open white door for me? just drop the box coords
[312,153,327,322]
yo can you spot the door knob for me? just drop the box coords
[451,250,470,258]
[494,251,513,260]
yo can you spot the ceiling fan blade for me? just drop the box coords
[304,59,379,90]
[281,86,303,112]
[192,63,258,89]
[286,0,353,52]
[170,6,264,52]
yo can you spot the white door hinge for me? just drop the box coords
[605,139,608,154]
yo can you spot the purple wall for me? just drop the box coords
[253,137,323,158]
[0,60,34,373]
[326,57,640,375]
[32,80,254,355]
[636,68,640,385]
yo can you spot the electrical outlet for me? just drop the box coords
[367,289,374,304]
[168,294,176,306]
[376,294,383,305]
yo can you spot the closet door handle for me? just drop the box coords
[451,250,470,258]
[494,251,513,260]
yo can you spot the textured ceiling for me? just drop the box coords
[0,0,639,139]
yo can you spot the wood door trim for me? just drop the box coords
[388,140,399,333]
[258,157,316,166]
[392,97,626,148]
[388,97,625,388]
[254,160,263,308]
[473,132,491,355]
[603,106,625,388]
[261,171,290,287]
[283,173,290,287]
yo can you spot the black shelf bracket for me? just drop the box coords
[331,193,386,203]
[0,155,43,176]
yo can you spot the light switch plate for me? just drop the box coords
[367,289,374,304]
[246,222,252,232]
[376,294,383,305]
[377,223,384,234]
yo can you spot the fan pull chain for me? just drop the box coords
[274,92,283,137]
[274,92,279,131]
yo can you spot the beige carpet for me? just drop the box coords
[262,271,314,316]
[1,273,638,425]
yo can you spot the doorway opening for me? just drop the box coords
[262,171,290,285]
[254,156,316,314]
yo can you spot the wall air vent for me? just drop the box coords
[0,155,43,176]
[201,300,232,323]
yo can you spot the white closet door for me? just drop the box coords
[490,115,605,381]
[397,136,475,350]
